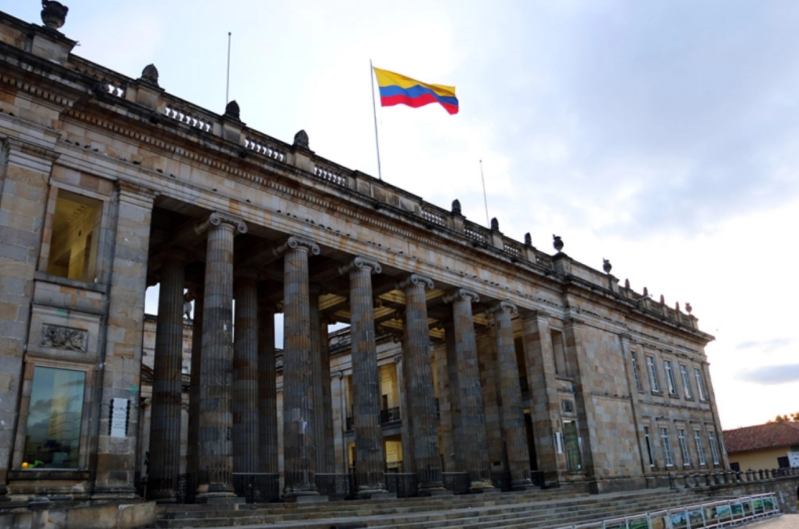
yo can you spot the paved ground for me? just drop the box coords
[744,514,799,528]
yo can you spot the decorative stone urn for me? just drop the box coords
[41,1,68,29]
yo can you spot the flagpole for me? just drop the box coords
[225,32,232,106]
[369,60,383,181]
[480,159,490,227]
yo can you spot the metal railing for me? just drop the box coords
[556,493,780,529]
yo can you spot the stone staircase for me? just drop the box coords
[153,487,708,528]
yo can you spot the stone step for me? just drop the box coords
[154,489,699,528]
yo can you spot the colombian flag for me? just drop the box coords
[373,67,459,115]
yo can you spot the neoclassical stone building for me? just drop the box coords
[0,5,727,504]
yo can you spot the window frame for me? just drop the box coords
[679,364,693,399]
[631,352,643,391]
[694,367,707,401]
[664,360,677,396]
[646,356,661,393]
[660,427,674,467]
[694,429,707,466]
[38,183,111,286]
[678,429,691,467]
[707,430,721,466]
[12,358,94,472]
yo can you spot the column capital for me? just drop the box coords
[195,212,248,236]
[486,300,518,316]
[338,256,381,276]
[396,273,434,291]
[272,235,320,257]
[442,288,479,304]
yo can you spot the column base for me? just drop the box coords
[358,491,396,500]
[418,488,453,497]
[511,478,534,491]
[284,494,329,503]
[469,481,497,493]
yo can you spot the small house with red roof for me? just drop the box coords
[724,422,799,471]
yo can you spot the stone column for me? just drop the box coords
[442,289,493,491]
[233,270,259,473]
[520,311,565,485]
[444,319,464,471]
[148,250,187,501]
[257,291,278,474]
[309,286,327,475]
[398,274,445,494]
[277,235,321,498]
[488,301,533,490]
[187,281,204,503]
[195,212,247,501]
[339,256,389,498]
[319,316,336,474]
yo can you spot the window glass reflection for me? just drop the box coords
[23,367,85,469]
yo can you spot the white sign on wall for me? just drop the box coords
[787,451,799,468]
[110,398,129,438]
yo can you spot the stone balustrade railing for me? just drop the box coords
[668,467,799,490]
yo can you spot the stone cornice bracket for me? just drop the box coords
[338,256,382,276]
[272,235,320,257]
[486,300,518,316]
[396,273,435,291]
[194,212,248,236]
[442,288,480,305]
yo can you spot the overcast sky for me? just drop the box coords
[9,0,799,429]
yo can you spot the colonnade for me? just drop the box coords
[147,213,535,502]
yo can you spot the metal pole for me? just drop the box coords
[226,32,232,106]
[480,160,490,227]
[370,60,383,181]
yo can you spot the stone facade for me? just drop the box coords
[0,6,726,506]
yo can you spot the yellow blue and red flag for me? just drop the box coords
[373,67,458,115]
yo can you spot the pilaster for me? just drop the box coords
[520,311,566,485]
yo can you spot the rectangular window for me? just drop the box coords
[708,431,721,465]
[551,330,567,376]
[694,368,707,400]
[694,430,707,465]
[46,189,103,283]
[23,367,86,469]
[564,420,582,471]
[660,428,674,467]
[644,426,654,467]
[680,364,693,399]
[664,360,677,395]
[678,429,691,466]
[647,356,661,393]
[631,353,642,391]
